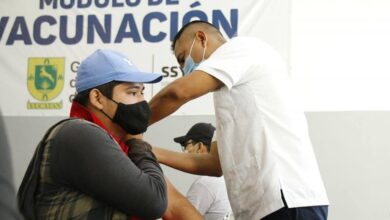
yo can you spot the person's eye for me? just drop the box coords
[129,91,144,96]
[177,56,184,66]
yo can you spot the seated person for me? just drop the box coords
[18,49,201,220]
[174,123,232,220]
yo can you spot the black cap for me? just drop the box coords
[173,123,216,147]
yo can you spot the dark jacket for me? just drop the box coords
[18,118,167,220]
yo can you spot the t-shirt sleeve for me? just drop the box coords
[186,178,215,215]
[49,120,167,219]
[196,37,254,90]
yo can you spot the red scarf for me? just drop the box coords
[69,101,129,155]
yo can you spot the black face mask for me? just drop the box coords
[102,100,151,135]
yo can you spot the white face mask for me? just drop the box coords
[182,36,207,75]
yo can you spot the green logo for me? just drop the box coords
[27,58,65,109]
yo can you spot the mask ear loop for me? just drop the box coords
[188,36,196,58]
[100,109,114,121]
[97,91,119,121]
[201,37,207,61]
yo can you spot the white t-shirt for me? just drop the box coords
[197,37,329,220]
[186,176,232,220]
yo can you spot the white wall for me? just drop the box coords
[289,2,390,218]
[291,0,390,111]
[306,112,390,220]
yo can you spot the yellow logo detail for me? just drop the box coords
[27,58,65,102]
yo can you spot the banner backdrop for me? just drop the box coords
[0,0,290,116]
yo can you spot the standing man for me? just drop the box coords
[173,122,231,220]
[149,20,329,220]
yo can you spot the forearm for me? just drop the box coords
[153,147,222,176]
[149,84,188,125]
[149,71,222,125]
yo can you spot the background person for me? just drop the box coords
[173,122,232,220]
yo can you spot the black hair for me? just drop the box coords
[72,81,122,106]
[171,20,221,51]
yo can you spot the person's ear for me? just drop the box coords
[88,89,104,110]
[197,143,208,153]
[195,31,207,47]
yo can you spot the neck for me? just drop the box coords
[207,37,226,58]
[88,104,127,140]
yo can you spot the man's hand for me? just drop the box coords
[125,138,152,156]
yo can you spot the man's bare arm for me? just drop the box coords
[153,142,222,176]
[149,71,223,125]
[162,177,203,220]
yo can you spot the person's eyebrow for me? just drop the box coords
[127,84,145,90]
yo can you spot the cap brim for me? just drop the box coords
[173,135,189,145]
[115,71,163,84]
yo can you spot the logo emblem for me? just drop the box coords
[28,58,64,101]
[27,58,65,109]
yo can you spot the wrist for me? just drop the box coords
[123,133,144,142]
[152,147,164,163]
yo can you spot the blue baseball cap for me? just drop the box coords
[76,49,163,92]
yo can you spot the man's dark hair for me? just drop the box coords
[171,20,221,51]
[73,81,122,106]
[180,140,211,152]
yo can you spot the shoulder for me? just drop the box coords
[226,36,265,47]
[189,177,225,197]
[57,118,107,136]
[59,118,100,128]
[212,36,267,58]
[48,118,121,170]
[52,118,114,148]
[195,176,224,186]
